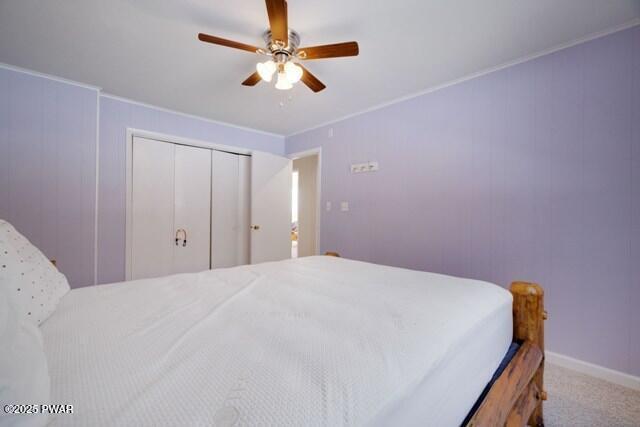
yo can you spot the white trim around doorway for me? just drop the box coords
[288,147,322,256]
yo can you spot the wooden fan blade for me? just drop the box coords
[265,0,288,46]
[297,42,359,60]
[198,33,261,54]
[242,72,262,86]
[299,65,326,93]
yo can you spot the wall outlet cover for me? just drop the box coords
[340,201,349,212]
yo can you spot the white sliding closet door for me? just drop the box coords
[131,137,174,280]
[130,137,212,280]
[237,155,251,265]
[211,151,239,268]
[173,144,212,274]
[211,151,251,268]
[129,134,288,277]
[250,151,292,263]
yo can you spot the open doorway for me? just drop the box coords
[290,149,320,258]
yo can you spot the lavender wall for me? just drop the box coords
[632,24,640,382]
[286,26,640,376]
[97,96,284,284]
[0,67,97,288]
[1,66,285,288]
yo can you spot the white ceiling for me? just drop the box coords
[1,1,639,135]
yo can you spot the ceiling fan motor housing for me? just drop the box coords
[263,29,300,62]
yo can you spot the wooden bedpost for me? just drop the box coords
[510,282,546,427]
[466,282,547,427]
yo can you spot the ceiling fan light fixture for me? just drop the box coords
[198,0,359,93]
[256,60,276,82]
[284,61,303,84]
[275,71,293,90]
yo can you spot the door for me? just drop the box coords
[131,137,174,280]
[211,151,251,268]
[250,151,292,263]
[130,138,212,280]
[211,150,239,268]
[292,154,319,257]
[237,155,251,265]
[173,144,211,274]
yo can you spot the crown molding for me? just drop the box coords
[0,62,102,91]
[100,93,284,139]
[0,62,284,139]
[286,18,640,138]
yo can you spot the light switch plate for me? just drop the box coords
[340,202,349,212]
[368,161,379,171]
[326,201,332,211]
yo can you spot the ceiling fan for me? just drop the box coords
[198,0,359,93]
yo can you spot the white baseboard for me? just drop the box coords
[546,351,640,391]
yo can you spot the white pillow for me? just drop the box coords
[0,285,51,427]
[0,220,70,326]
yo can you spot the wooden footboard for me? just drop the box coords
[467,282,547,427]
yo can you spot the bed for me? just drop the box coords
[38,255,546,426]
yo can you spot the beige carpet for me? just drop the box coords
[544,363,640,427]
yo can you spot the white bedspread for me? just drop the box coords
[41,256,512,426]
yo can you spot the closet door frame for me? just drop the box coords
[124,128,252,280]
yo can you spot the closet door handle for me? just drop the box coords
[175,228,187,246]
[251,225,260,230]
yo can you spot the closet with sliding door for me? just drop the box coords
[126,134,291,281]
